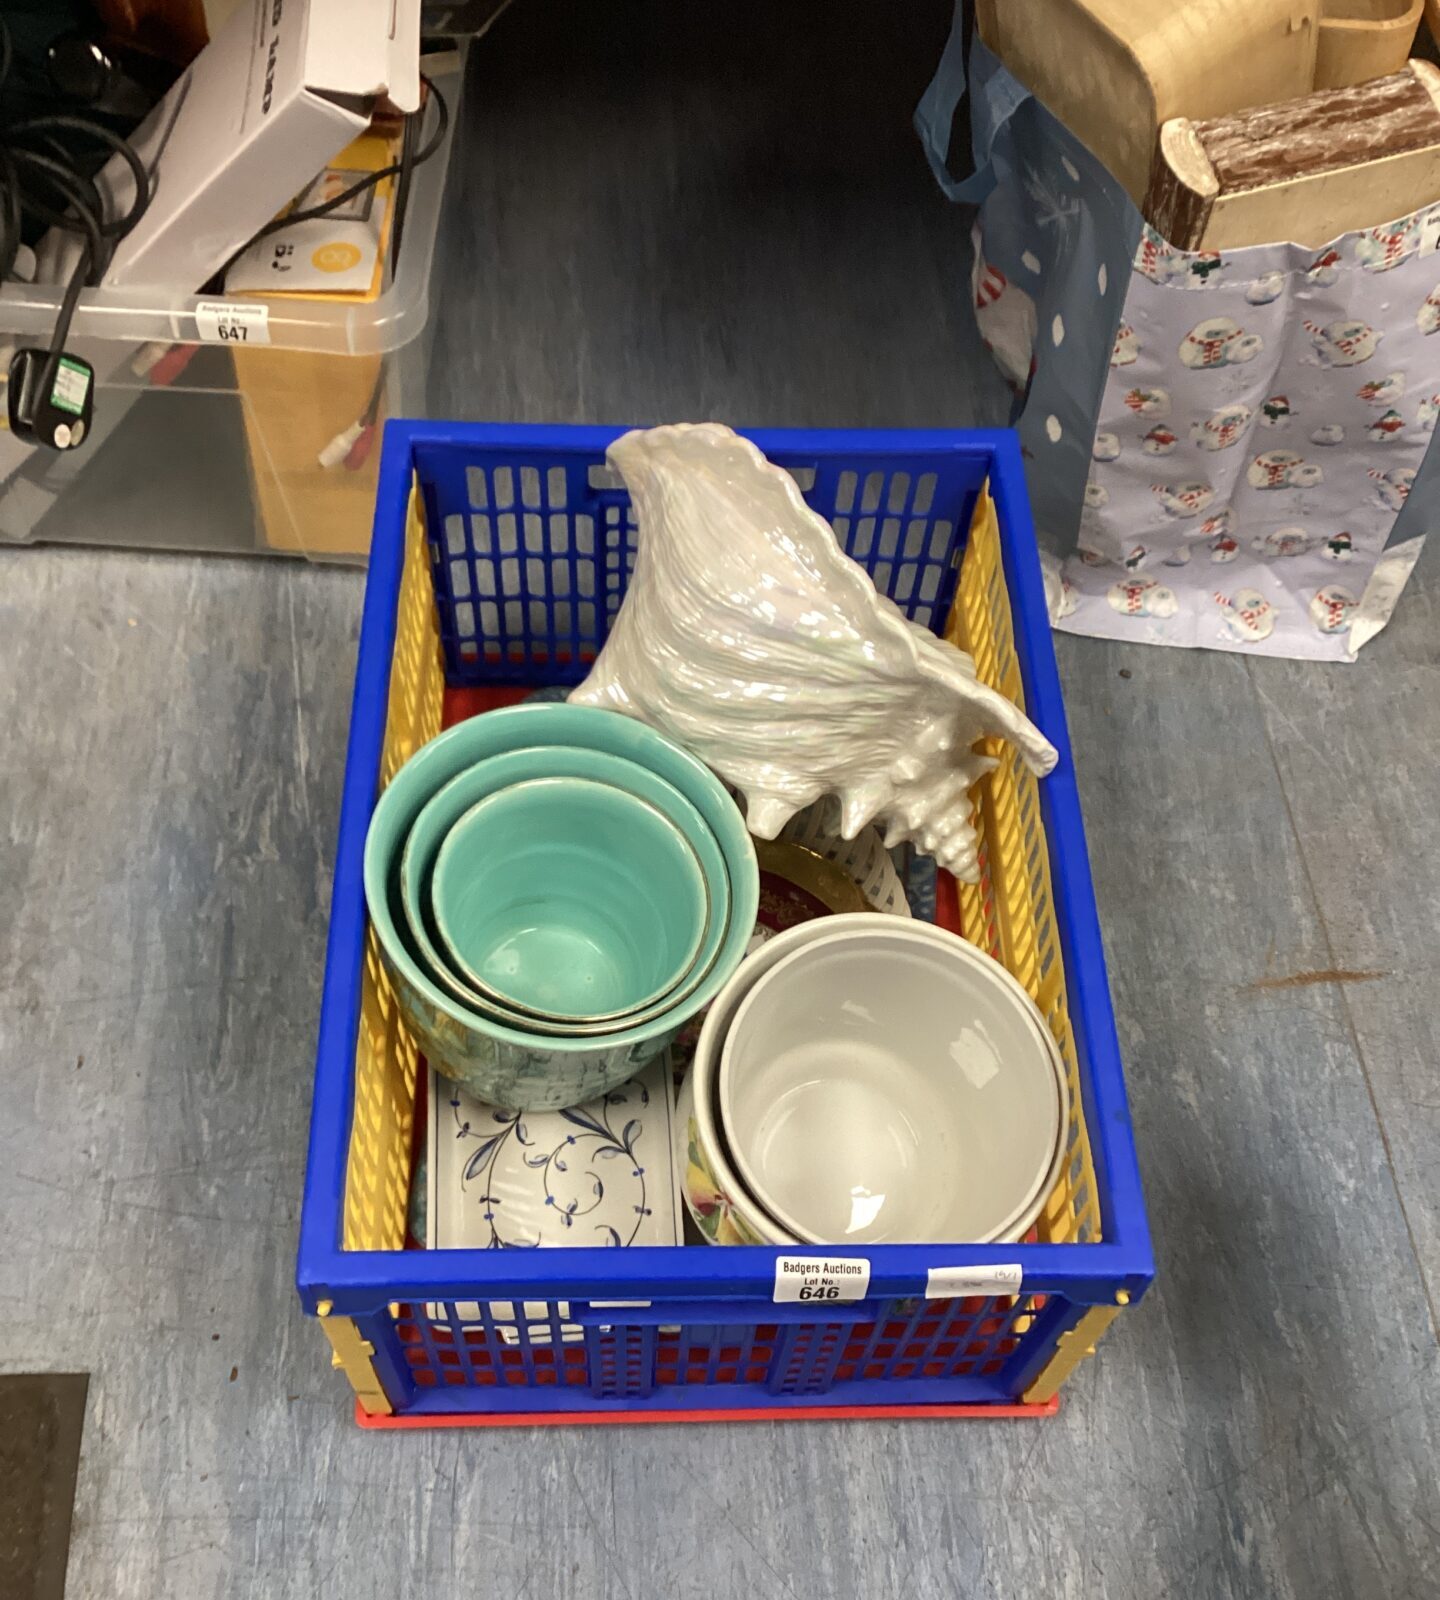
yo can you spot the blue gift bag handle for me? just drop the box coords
[914,5,1031,205]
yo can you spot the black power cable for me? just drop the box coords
[0,16,151,449]
[2,16,446,453]
[249,76,447,254]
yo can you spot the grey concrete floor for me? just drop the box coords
[3,4,1440,1598]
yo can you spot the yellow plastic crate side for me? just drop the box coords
[381,486,447,787]
[946,487,1103,1249]
[342,484,444,1253]
[317,1302,394,1416]
[1023,1304,1124,1405]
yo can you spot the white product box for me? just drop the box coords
[42,0,421,292]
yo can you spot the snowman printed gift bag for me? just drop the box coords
[1058,220,1438,659]
[916,19,1438,662]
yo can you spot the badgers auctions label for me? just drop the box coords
[773,1255,871,1304]
[195,301,271,345]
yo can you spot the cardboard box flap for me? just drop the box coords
[305,0,421,112]
[386,0,422,114]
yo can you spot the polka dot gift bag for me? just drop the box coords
[916,15,1436,661]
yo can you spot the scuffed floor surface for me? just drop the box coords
[2,4,1438,1596]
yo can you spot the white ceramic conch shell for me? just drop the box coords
[569,424,1059,882]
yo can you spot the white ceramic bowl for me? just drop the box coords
[682,917,876,1246]
[717,919,1068,1245]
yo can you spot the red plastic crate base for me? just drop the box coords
[357,1396,1061,1430]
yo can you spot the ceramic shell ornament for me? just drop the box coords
[569,425,1058,882]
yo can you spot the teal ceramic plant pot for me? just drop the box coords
[432,775,709,1022]
[363,703,758,1110]
[399,743,733,1035]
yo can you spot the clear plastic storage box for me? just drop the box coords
[0,54,463,563]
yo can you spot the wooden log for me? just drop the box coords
[1144,59,1440,248]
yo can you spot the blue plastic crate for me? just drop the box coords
[297,420,1153,1425]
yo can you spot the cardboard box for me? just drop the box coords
[224,127,400,300]
[227,126,403,556]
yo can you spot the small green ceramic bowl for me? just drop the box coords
[400,744,733,1035]
[363,703,759,1110]
[432,776,709,1023]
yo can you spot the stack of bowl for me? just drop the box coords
[364,703,759,1111]
[680,914,1070,1247]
